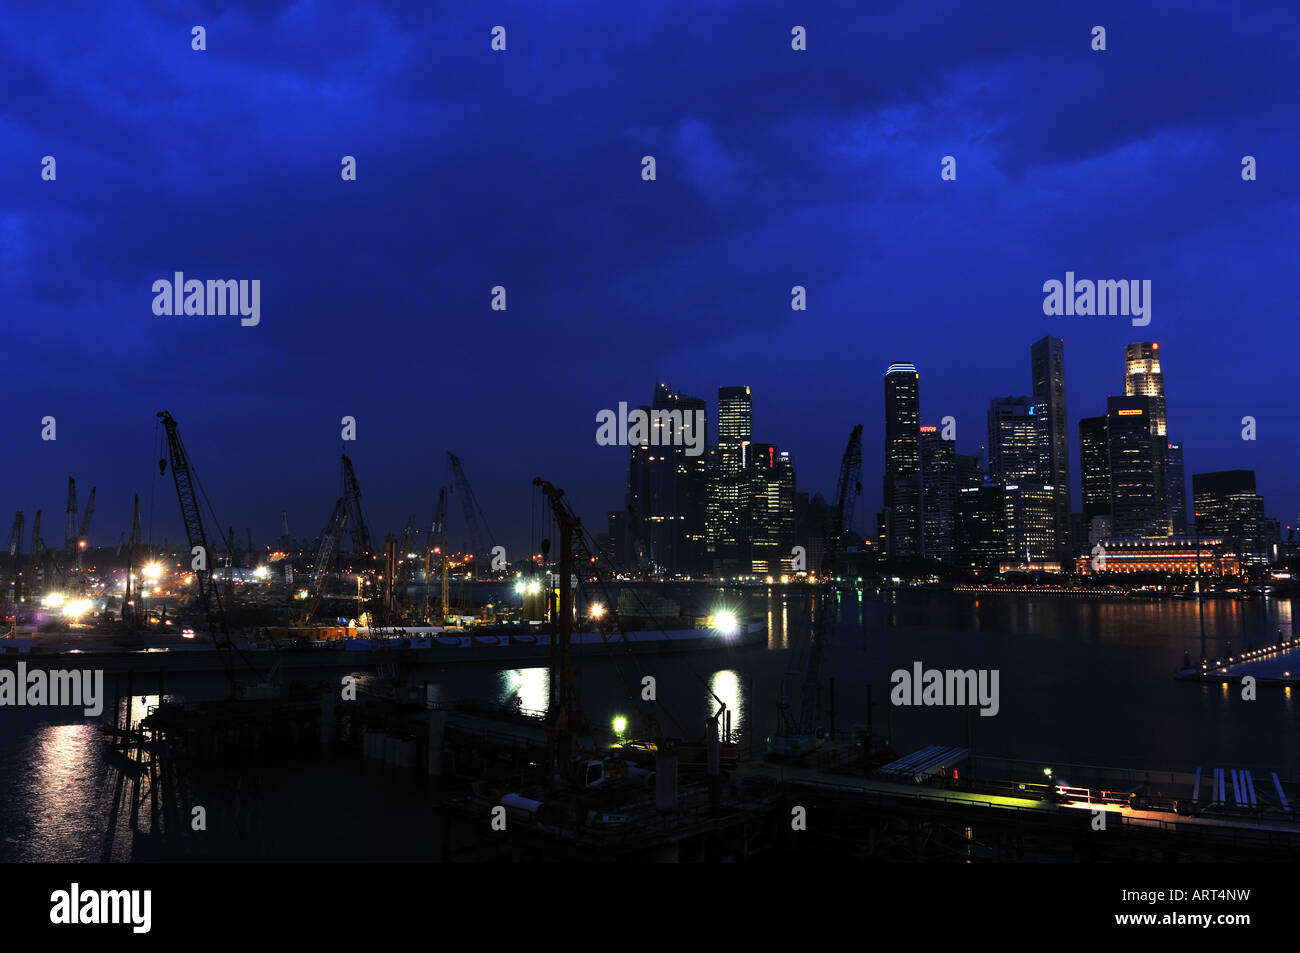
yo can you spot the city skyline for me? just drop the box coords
[4,2,1298,556]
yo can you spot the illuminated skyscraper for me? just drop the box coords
[1078,415,1111,536]
[883,362,921,559]
[1165,441,1188,535]
[1031,336,1071,563]
[919,426,955,562]
[1193,470,1269,567]
[1124,342,1167,437]
[708,385,752,570]
[986,396,1043,483]
[1106,395,1166,537]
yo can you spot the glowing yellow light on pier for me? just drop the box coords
[253,566,270,580]
[590,603,606,619]
[41,592,67,609]
[612,716,627,735]
[142,562,163,581]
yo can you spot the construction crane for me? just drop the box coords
[297,498,348,625]
[533,478,666,783]
[122,495,141,628]
[768,424,863,758]
[341,454,376,558]
[157,410,245,696]
[6,511,24,609]
[29,511,43,594]
[64,477,77,554]
[425,487,450,622]
[448,452,495,562]
[78,486,96,546]
[340,453,386,626]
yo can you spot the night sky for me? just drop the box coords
[4,1,1298,556]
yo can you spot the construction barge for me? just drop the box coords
[1,620,766,673]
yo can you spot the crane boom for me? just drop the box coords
[7,511,24,607]
[341,454,376,557]
[65,478,77,554]
[299,498,348,625]
[78,487,96,542]
[769,424,863,758]
[448,452,494,559]
[157,410,238,694]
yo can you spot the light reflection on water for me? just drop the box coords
[2,589,1297,861]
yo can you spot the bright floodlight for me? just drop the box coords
[527,579,541,595]
[514,580,526,595]
[253,565,270,580]
[590,603,606,619]
[63,599,94,619]
[142,562,163,581]
[612,716,627,735]
[42,592,67,609]
[714,610,739,636]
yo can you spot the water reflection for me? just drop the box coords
[499,668,549,713]
[708,670,742,737]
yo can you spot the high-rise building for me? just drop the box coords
[955,453,984,490]
[1165,441,1188,535]
[1078,415,1110,534]
[718,386,752,444]
[745,444,796,574]
[883,362,921,559]
[1124,342,1167,437]
[1192,470,1269,568]
[986,396,1043,483]
[1031,336,1071,563]
[919,426,955,562]
[628,384,709,575]
[1106,395,1166,538]
[954,483,1004,571]
[708,385,753,571]
[1001,483,1058,568]
[606,509,627,569]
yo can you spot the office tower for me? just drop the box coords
[1002,483,1057,566]
[986,396,1043,483]
[628,384,709,575]
[1106,395,1166,538]
[606,509,627,569]
[919,426,955,562]
[1124,342,1167,437]
[1192,470,1269,567]
[1031,336,1071,562]
[954,483,1004,571]
[745,444,796,574]
[883,362,921,559]
[955,453,984,490]
[718,386,752,444]
[708,385,752,571]
[1165,441,1188,535]
[1078,415,1110,536]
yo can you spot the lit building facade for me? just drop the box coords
[883,362,921,559]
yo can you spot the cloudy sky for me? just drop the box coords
[4,0,1297,554]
